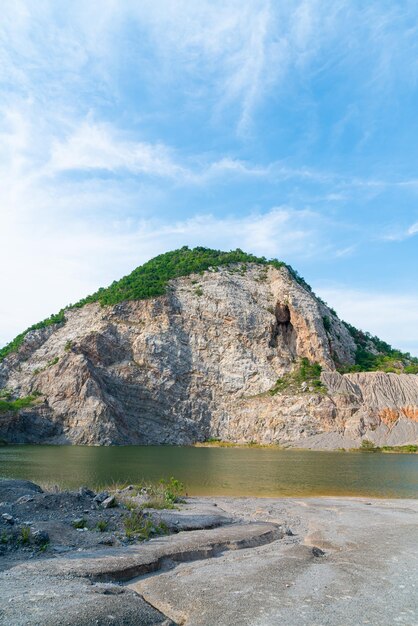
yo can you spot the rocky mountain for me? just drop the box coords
[0,248,417,448]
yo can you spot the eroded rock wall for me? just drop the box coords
[0,265,417,448]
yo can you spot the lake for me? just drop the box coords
[0,445,417,498]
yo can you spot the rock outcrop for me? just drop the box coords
[0,263,417,448]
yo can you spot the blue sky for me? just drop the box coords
[1,1,417,355]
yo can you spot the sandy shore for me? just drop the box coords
[0,480,417,625]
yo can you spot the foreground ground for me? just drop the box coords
[0,480,417,625]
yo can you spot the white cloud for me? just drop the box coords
[316,287,418,357]
[0,206,329,347]
[380,220,418,241]
[407,222,418,236]
[50,122,187,179]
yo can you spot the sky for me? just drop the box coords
[1,0,417,355]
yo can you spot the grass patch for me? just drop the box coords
[269,358,325,396]
[96,520,108,532]
[360,439,418,454]
[381,444,418,453]
[140,498,173,510]
[117,476,186,511]
[359,440,418,453]
[123,511,169,540]
[71,518,87,529]
[195,440,283,448]
[0,394,39,413]
[19,526,31,546]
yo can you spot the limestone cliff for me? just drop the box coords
[0,260,417,448]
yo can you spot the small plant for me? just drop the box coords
[269,358,325,396]
[1,531,8,544]
[71,518,87,529]
[360,439,378,451]
[123,511,152,540]
[47,356,59,367]
[124,500,139,511]
[0,394,39,413]
[96,520,108,532]
[123,511,168,540]
[160,477,185,505]
[195,287,203,297]
[322,316,331,332]
[64,340,73,352]
[20,526,31,545]
[141,498,171,510]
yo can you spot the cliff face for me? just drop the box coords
[0,264,417,448]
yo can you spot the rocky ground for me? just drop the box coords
[0,479,417,625]
[0,479,233,573]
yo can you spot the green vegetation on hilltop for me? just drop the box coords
[0,246,416,375]
[0,311,66,363]
[339,321,418,374]
[69,246,294,305]
[0,246,307,362]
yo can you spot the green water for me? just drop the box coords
[0,446,417,498]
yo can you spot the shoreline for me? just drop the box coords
[1,439,417,453]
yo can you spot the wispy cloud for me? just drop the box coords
[0,205,337,347]
[50,122,188,179]
[408,221,418,236]
[1,0,417,356]
[380,220,418,242]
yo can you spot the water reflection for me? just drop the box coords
[0,446,417,498]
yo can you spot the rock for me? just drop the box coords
[93,491,109,504]
[99,535,117,546]
[101,495,116,509]
[0,264,417,449]
[78,486,95,498]
[2,513,14,525]
[312,546,325,557]
[32,530,49,545]
[0,479,43,503]
[15,495,34,504]
[284,527,294,536]
[72,518,86,528]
